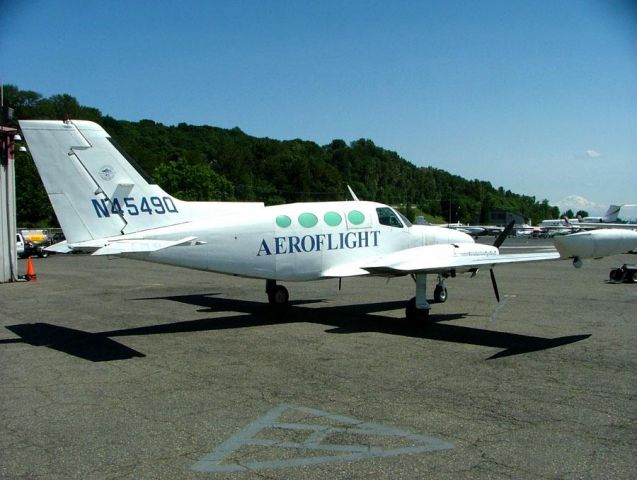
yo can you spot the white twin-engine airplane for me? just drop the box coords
[19,120,637,321]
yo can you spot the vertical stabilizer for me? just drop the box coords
[602,205,621,223]
[19,120,188,243]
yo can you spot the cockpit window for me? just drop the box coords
[397,210,413,227]
[376,207,404,228]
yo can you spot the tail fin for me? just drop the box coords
[19,120,188,243]
[602,205,621,223]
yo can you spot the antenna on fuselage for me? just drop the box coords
[347,185,360,201]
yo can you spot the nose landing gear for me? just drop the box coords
[434,275,448,303]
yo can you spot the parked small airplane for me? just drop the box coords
[512,224,536,237]
[19,120,637,321]
[415,218,503,237]
[580,205,622,223]
[440,222,486,237]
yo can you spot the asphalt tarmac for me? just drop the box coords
[1,238,636,479]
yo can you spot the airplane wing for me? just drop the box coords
[358,228,637,276]
[321,263,371,278]
[360,244,559,275]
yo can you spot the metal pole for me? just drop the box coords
[1,123,18,283]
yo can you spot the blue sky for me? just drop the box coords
[2,0,636,217]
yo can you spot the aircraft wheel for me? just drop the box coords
[405,297,429,323]
[434,285,448,303]
[268,285,289,307]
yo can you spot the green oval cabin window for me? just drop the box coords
[324,211,342,227]
[298,212,318,228]
[276,215,292,228]
[347,210,365,225]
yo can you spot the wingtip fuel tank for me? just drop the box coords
[554,229,637,263]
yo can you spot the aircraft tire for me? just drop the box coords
[434,285,448,303]
[405,297,429,323]
[268,285,289,307]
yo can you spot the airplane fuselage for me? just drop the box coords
[121,201,474,281]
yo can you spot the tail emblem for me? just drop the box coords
[99,165,115,181]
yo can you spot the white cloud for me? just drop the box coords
[554,195,606,216]
[585,149,601,158]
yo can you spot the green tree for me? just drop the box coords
[14,151,56,227]
[152,157,234,201]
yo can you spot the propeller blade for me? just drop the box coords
[493,220,515,248]
[490,268,500,302]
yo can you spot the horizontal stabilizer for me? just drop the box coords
[46,236,198,255]
[45,241,73,254]
[92,236,198,256]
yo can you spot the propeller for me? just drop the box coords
[490,221,515,302]
[490,269,500,302]
[493,220,515,248]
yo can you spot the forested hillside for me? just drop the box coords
[4,85,559,227]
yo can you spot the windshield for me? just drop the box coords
[376,207,405,228]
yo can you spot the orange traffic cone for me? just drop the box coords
[25,257,37,282]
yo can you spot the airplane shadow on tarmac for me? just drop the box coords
[1,293,590,362]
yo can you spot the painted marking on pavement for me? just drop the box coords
[192,404,453,473]
[490,294,517,323]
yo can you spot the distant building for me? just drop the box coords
[489,210,526,226]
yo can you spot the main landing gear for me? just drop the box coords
[265,274,449,320]
[266,279,289,307]
[406,274,448,322]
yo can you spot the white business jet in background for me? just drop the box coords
[18,120,637,321]
[539,205,637,231]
